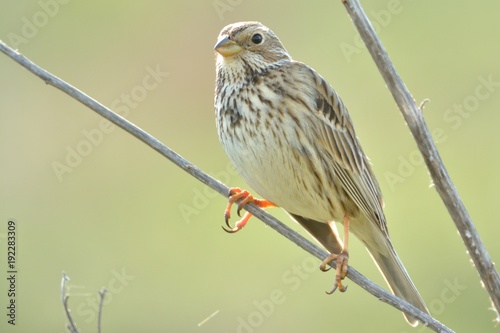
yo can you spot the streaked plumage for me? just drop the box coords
[214,21,429,325]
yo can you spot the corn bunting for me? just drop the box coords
[214,21,429,326]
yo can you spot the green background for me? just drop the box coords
[1,1,500,332]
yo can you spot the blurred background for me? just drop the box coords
[1,1,499,332]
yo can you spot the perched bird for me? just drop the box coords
[214,21,429,326]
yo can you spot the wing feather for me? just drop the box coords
[292,62,388,235]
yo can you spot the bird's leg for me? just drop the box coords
[319,215,350,293]
[223,187,276,233]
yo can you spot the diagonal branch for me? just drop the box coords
[341,0,500,320]
[0,40,453,332]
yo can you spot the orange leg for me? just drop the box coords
[319,215,350,293]
[223,187,276,233]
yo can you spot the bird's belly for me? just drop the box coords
[221,131,343,223]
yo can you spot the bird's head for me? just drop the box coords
[214,22,291,71]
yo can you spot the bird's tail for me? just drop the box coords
[367,241,429,326]
[291,213,429,326]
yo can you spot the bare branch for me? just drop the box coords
[0,40,453,332]
[98,288,108,333]
[341,0,500,320]
[61,273,79,333]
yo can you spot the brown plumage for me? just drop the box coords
[214,21,429,326]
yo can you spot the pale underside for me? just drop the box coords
[216,58,388,253]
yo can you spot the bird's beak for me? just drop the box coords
[214,36,243,57]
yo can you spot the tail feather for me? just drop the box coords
[289,213,343,255]
[352,216,429,326]
[368,245,429,326]
[289,213,429,326]
[289,213,429,327]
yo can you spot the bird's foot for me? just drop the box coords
[223,187,275,233]
[320,250,349,294]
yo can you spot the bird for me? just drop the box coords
[213,21,429,326]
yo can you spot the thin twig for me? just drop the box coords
[98,288,108,333]
[0,41,453,332]
[341,0,500,321]
[61,273,79,333]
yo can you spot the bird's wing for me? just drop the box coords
[290,61,388,236]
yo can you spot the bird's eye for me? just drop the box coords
[251,33,263,44]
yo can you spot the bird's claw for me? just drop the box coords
[222,188,251,233]
[320,250,349,294]
[222,187,275,233]
[222,211,252,233]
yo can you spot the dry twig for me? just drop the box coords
[60,273,108,333]
[61,273,79,333]
[98,288,108,333]
[342,0,500,321]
